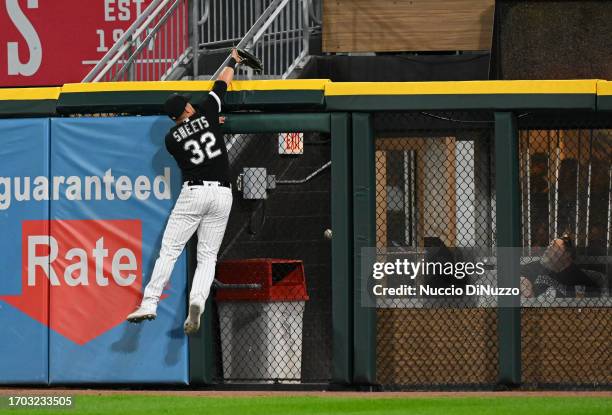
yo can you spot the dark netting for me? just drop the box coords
[373,111,498,389]
[517,112,611,389]
[210,132,332,384]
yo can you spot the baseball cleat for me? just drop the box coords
[126,305,157,323]
[183,303,202,335]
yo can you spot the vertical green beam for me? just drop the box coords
[330,113,353,384]
[494,112,522,386]
[188,238,215,384]
[352,113,377,385]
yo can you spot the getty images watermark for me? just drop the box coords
[360,246,610,308]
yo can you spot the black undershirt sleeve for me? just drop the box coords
[200,80,228,115]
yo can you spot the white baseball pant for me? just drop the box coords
[141,182,233,312]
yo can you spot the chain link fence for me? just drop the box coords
[373,111,498,389]
[517,112,611,388]
[210,132,332,383]
[371,110,611,390]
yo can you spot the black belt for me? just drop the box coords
[186,179,231,188]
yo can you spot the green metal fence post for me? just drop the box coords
[188,239,215,384]
[494,112,522,386]
[330,113,353,384]
[352,113,377,385]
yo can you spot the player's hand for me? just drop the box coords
[231,48,242,63]
[219,116,226,124]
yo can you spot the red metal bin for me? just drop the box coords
[215,259,309,382]
[216,258,309,302]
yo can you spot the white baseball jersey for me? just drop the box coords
[141,81,233,313]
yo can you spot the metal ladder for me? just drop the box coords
[82,0,321,83]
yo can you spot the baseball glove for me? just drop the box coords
[236,48,263,72]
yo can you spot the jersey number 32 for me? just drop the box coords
[184,132,221,165]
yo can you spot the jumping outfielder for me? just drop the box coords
[127,49,252,335]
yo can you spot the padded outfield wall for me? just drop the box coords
[0,80,610,388]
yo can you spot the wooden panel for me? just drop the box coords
[377,308,498,385]
[323,0,495,52]
[522,308,612,385]
[376,307,612,386]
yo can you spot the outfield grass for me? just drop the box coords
[2,395,611,415]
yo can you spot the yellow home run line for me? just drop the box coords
[324,80,599,96]
[1,80,611,101]
[0,87,61,101]
[61,79,331,93]
[596,80,612,96]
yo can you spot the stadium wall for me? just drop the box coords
[0,80,610,389]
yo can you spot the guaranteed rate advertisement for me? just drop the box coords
[0,116,188,384]
[0,118,49,384]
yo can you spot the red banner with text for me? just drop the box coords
[1,0,153,87]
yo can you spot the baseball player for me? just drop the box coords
[126,49,243,335]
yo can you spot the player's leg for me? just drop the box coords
[184,186,233,334]
[127,186,203,322]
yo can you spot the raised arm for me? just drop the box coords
[217,48,242,86]
[201,49,243,118]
